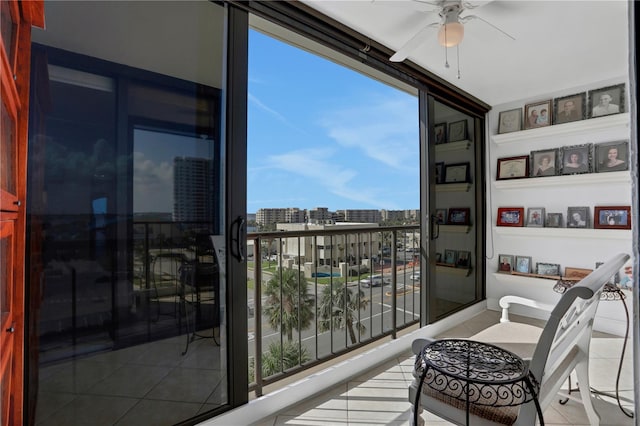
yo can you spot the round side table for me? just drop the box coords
[414,339,544,425]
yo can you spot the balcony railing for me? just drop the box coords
[248,224,421,396]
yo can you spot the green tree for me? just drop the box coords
[263,268,315,341]
[318,283,369,344]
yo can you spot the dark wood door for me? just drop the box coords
[0,2,43,425]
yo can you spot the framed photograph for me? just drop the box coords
[588,83,625,118]
[524,100,552,129]
[497,207,525,227]
[498,108,522,134]
[456,251,471,268]
[530,148,558,177]
[497,155,529,180]
[444,162,470,183]
[448,119,468,142]
[546,213,563,228]
[526,207,545,227]
[594,140,629,173]
[553,92,586,124]
[435,252,442,263]
[564,267,593,281]
[536,262,561,276]
[443,249,457,266]
[448,207,471,225]
[514,256,532,274]
[434,208,447,224]
[498,254,514,273]
[594,206,631,229]
[433,122,447,145]
[435,162,445,184]
[567,206,590,228]
[560,144,592,175]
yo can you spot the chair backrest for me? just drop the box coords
[529,253,629,397]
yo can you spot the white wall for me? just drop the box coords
[485,76,633,336]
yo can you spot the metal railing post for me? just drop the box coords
[254,236,263,397]
[391,230,397,339]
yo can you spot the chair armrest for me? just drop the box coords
[499,295,555,323]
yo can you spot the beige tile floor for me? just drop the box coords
[253,310,635,426]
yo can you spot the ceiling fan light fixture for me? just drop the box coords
[438,21,464,47]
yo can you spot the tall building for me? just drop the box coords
[173,157,213,222]
[338,209,381,224]
[256,207,305,226]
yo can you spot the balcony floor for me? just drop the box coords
[252,310,635,426]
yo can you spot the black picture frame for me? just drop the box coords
[447,207,470,225]
[553,92,586,124]
[444,162,470,183]
[497,155,529,180]
[594,140,629,173]
[448,119,468,142]
[456,251,471,268]
[433,122,447,145]
[435,162,445,184]
[536,262,561,276]
[560,144,592,175]
[588,83,625,118]
[434,208,447,224]
[530,148,559,177]
[567,206,590,228]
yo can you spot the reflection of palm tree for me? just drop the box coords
[318,283,369,344]
[263,269,314,341]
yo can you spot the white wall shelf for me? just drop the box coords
[493,226,631,240]
[494,171,630,189]
[492,272,558,287]
[492,113,630,145]
[436,183,471,192]
[440,225,471,233]
[436,264,471,276]
[435,140,471,153]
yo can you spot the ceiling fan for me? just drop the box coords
[387,0,515,63]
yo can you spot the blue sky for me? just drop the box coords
[247,30,420,213]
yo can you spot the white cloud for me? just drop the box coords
[133,151,173,212]
[266,148,400,209]
[319,94,418,170]
[248,93,306,134]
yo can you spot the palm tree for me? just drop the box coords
[318,283,369,344]
[263,268,315,341]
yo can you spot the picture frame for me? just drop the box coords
[514,256,532,274]
[526,207,545,227]
[567,206,590,228]
[444,162,470,183]
[497,207,525,227]
[588,83,625,118]
[498,108,522,134]
[434,208,447,224]
[594,140,629,173]
[564,267,593,281]
[560,144,592,175]
[456,251,471,268]
[497,155,529,180]
[530,148,559,177]
[546,213,563,228]
[524,99,552,129]
[594,206,631,229]
[448,207,471,225]
[498,254,514,273]
[448,119,468,142]
[435,162,445,184]
[433,122,447,145]
[553,92,586,124]
[435,252,442,263]
[443,249,457,266]
[536,262,561,276]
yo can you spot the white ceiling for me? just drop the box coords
[301,0,630,106]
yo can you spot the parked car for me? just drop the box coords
[410,273,421,281]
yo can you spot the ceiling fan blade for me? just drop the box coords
[462,14,515,40]
[390,22,439,62]
[372,0,440,13]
